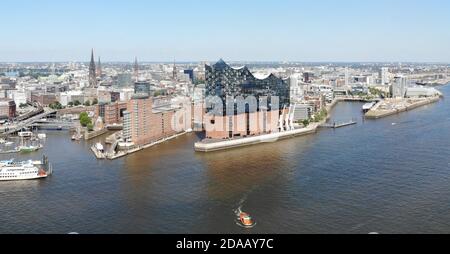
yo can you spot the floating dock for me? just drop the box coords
[320,120,357,129]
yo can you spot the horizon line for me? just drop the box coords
[1,60,450,65]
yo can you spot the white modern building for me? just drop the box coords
[406,87,442,98]
[381,67,390,86]
[391,76,408,98]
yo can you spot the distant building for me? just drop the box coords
[406,87,441,98]
[11,91,27,106]
[122,94,189,145]
[31,92,57,106]
[204,59,292,139]
[391,76,408,98]
[293,104,312,122]
[89,49,97,87]
[303,72,312,83]
[205,59,290,112]
[134,80,151,96]
[122,111,132,141]
[116,73,133,87]
[97,90,112,104]
[344,67,350,87]
[381,67,390,86]
[96,57,102,77]
[184,69,195,82]
[289,75,304,102]
[59,91,85,106]
[0,99,16,119]
[111,91,121,103]
[96,101,128,125]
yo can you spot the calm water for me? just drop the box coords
[1,85,450,234]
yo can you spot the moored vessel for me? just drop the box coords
[362,102,376,113]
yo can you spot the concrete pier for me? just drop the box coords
[105,131,189,160]
[365,96,441,119]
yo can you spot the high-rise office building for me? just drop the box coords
[381,67,390,86]
[184,69,195,83]
[391,76,408,98]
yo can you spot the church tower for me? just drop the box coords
[96,56,102,77]
[89,49,97,87]
[134,57,139,82]
[172,59,177,81]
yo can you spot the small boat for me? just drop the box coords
[4,142,14,146]
[95,143,104,152]
[362,102,376,113]
[18,145,42,153]
[235,209,256,228]
[72,128,82,141]
[18,131,33,138]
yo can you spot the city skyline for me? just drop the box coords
[1,0,450,62]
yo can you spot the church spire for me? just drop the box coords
[172,59,177,81]
[134,57,139,82]
[96,56,102,77]
[89,49,97,87]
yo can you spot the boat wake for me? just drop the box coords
[392,120,415,125]
[233,195,256,229]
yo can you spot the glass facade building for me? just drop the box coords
[205,59,290,115]
[134,81,151,96]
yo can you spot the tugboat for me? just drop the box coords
[235,208,256,228]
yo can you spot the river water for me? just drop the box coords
[1,85,450,234]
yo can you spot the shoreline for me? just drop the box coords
[194,123,320,152]
[105,131,189,160]
[194,94,442,153]
[193,97,351,153]
[365,96,441,119]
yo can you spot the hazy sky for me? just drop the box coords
[1,0,449,62]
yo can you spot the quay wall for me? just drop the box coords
[365,97,440,119]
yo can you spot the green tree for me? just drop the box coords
[74,100,81,106]
[84,101,91,107]
[302,119,310,127]
[87,123,94,132]
[79,112,92,127]
[49,101,63,110]
[92,98,98,105]
[68,101,74,107]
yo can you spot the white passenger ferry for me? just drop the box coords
[0,156,52,181]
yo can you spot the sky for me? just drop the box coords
[1,0,449,62]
